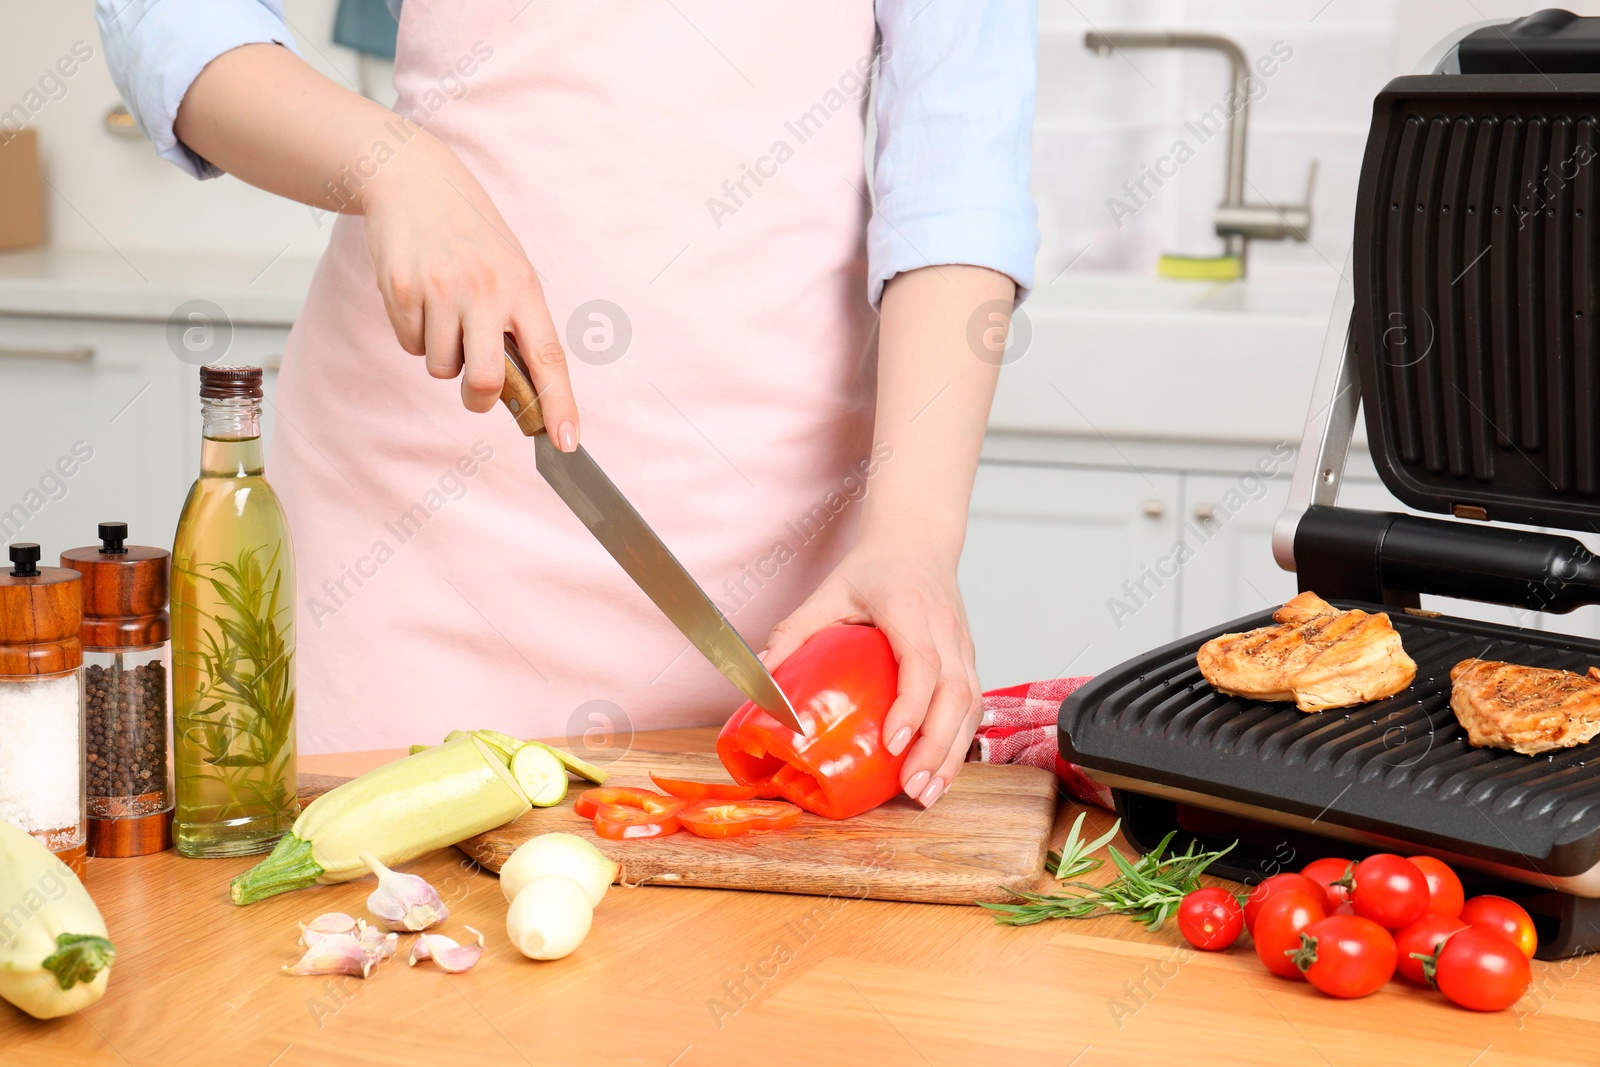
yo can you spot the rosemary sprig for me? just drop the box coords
[983,817,1236,930]
[175,544,296,820]
[1047,811,1122,880]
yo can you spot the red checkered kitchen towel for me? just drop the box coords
[967,677,1114,810]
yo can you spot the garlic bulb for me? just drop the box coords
[360,852,449,931]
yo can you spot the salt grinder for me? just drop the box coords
[0,542,88,879]
[62,523,174,857]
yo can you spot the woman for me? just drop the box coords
[98,0,1037,809]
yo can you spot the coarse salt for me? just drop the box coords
[0,673,82,837]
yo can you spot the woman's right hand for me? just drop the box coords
[172,44,576,440]
[359,132,579,445]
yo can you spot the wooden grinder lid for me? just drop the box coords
[60,523,170,649]
[0,543,82,674]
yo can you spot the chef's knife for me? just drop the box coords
[496,336,805,735]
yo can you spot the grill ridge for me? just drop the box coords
[1061,602,1600,873]
[1356,77,1600,527]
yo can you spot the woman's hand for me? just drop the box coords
[763,541,981,809]
[761,263,1014,809]
[173,44,578,438]
[359,137,579,437]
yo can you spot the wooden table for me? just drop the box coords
[4,728,1598,1067]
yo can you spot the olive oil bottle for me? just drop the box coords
[171,366,298,858]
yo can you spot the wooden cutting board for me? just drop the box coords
[300,750,1057,905]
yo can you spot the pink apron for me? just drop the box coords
[272,1,881,753]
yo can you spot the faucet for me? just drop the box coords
[1084,31,1315,276]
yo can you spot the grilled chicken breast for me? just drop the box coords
[1450,658,1600,755]
[1196,592,1417,712]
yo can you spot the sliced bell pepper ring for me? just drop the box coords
[648,773,768,801]
[574,786,670,819]
[678,799,803,838]
[592,802,683,840]
[717,624,909,821]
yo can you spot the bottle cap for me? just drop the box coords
[199,365,264,400]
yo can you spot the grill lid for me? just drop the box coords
[1059,602,1600,877]
[1352,73,1600,530]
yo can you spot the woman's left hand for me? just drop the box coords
[762,542,981,810]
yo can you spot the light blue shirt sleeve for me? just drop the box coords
[870,0,1040,307]
[95,0,302,179]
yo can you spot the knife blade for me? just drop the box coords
[497,336,805,734]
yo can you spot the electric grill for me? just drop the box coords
[1059,9,1600,960]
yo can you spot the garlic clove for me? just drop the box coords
[408,927,485,974]
[360,852,449,932]
[359,925,400,963]
[284,933,375,979]
[298,912,362,947]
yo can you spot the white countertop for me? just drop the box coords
[0,246,319,326]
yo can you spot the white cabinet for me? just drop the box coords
[959,463,1183,687]
[0,315,288,557]
[1178,471,1299,633]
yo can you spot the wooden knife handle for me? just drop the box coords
[499,335,547,437]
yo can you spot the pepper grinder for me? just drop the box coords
[62,522,174,857]
[0,543,88,880]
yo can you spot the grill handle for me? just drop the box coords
[1295,506,1600,613]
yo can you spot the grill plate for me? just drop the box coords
[1059,603,1600,877]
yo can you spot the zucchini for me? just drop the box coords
[0,821,115,1019]
[230,736,530,906]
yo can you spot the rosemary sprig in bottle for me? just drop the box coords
[982,815,1236,930]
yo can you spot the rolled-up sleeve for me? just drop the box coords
[869,0,1039,307]
[95,0,300,179]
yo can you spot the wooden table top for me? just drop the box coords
[3,728,1598,1067]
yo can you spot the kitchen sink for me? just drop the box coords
[993,273,1340,444]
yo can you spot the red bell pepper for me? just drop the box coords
[716,624,907,820]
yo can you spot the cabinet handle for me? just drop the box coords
[1194,503,1217,522]
[1141,499,1166,519]
[0,344,94,363]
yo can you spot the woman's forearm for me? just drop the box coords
[174,42,444,215]
[863,265,1013,562]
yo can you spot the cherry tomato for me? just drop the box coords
[1244,873,1330,933]
[1423,927,1533,1011]
[1177,888,1244,951]
[574,787,670,819]
[1253,891,1327,979]
[677,799,803,838]
[592,801,683,840]
[1347,854,1429,929]
[1408,856,1465,918]
[648,774,767,802]
[1291,915,1397,998]
[1459,895,1538,960]
[1300,857,1353,906]
[1394,914,1469,984]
